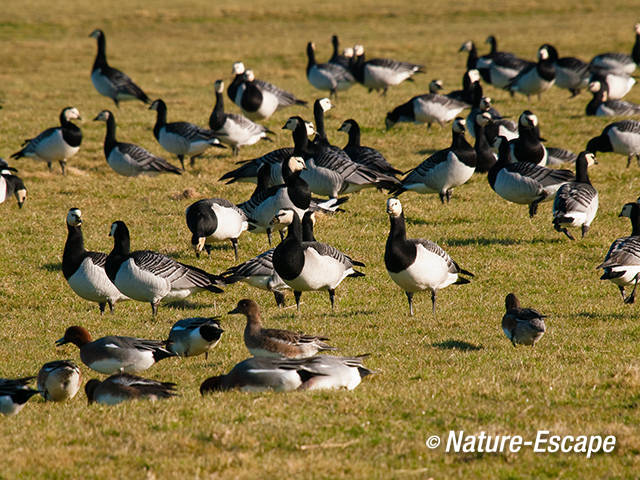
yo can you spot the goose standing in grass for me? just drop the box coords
[149,99,224,170]
[166,317,224,358]
[501,293,546,347]
[473,112,497,173]
[0,170,26,208]
[384,198,473,317]
[93,110,181,176]
[552,152,598,240]
[11,106,82,175]
[508,44,557,99]
[185,198,248,260]
[597,202,640,304]
[586,120,640,167]
[545,147,578,167]
[385,89,469,130]
[329,35,353,69]
[37,360,82,402]
[589,68,635,100]
[209,80,273,156]
[480,99,519,147]
[105,221,224,316]
[229,299,337,358]
[479,36,533,89]
[390,118,476,203]
[586,81,640,117]
[427,77,473,105]
[0,377,38,416]
[89,29,150,107]
[554,54,590,97]
[85,373,177,405]
[350,44,424,95]
[306,42,354,98]
[272,209,364,311]
[589,24,640,76]
[509,111,547,165]
[337,119,402,176]
[63,208,129,314]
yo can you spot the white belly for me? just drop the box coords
[388,248,454,293]
[208,204,247,241]
[0,176,7,203]
[67,257,127,303]
[512,69,555,95]
[364,65,410,89]
[414,100,464,125]
[308,66,336,91]
[114,259,171,303]
[494,170,544,204]
[254,91,279,119]
[610,129,640,155]
[609,265,640,287]
[0,397,26,416]
[32,130,79,162]
[285,248,351,291]
[158,129,190,156]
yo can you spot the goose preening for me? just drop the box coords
[337,119,402,176]
[272,209,364,311]
[229,298,337,358]
[597,202,640,304]
[0,171,26,208]
[586,120,640,167]
[11,106,82,175]
[93,110,182,176]
[552,152,598,240]
[166,317,224,358]
[63,208,129,314]
[306,42,355,97]
[89,29,150,107]
[509,111,547,165]
[390,118,476,203]
[554,55,590,97]
[589,23,640,76]
[501,293,546,347]
[385,90,469,130]
[586,81,640,117]
[36,360,82,402]
[384,198,473,317]
[0,377,38,416]
[350,44,424,95]
[508,44,557,99]
[185,198,248,260]
[149,99,224,170]
[85,373,177,405]
[105,220,224,316]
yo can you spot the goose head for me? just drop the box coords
[67,208,82,227]
[386,198,403,217]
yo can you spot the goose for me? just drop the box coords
[586,120,640,167]
[391,118,476,202]
[554,55,590,97]
[586,81,640,117]
[0,171,26,208]
[428,77,474,105]
[337,119,402,176]
[552,152,599,239]
[501,293,546,347]
[480,98,519,146]
[598,202,640,303]
[0,157,17,173]
[149,99,224,170]
[272,209,365,311]
[185,198,248,260]
[463,71,501,137]
[546,147,578,166]
[229,298,337,358]
[588,68,635,100]
[350,44,424,95]
[36,360,82,402]
[480,36,533,89]
[209,80,273,155]
[0,377,38,416]
[473,112,497,173]
[509,111,547,165]
[384,198,473,317]
[488,136,575,217]
[85,373,177,405]
[63,208,128,314]
[166,317,224,358]
[508,44,558,99]
[56,325,176,374]
[589,23,640,76]
[329,35,353,69]
[89,29,150,107]
[11,106,82,175]
[459,41,492,76]
[93,110,182,176]
[306,42,355,97]
[385,91,469,130]
[105,220,224,316]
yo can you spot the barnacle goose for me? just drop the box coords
[480,36,533,89]
[508,45,558,99]
[545,147,578,167]
[11,106,82,175]
[149,99,224,170]
[338,119,401,176]
[479,99,518,147]
[501,293,546,347]
[589,24,640,76]
[329,35,353,69]
[586,120,640,167]
[552,152,598,239]
[473,112,497,173]
[350,45,424,95]
[554,55,590,97]
[272,209,365,311]
[185,198,248,260]
[94,110,181,176]
[306,42,355,98]
[85,373,177,405]
[37,360,82,402]
[598,201,640,303]
[385,89,469,130]
[586,81,640,117]
[509,111,547,165]
[459,40,492,76]
[589,68,635,100]
[0,171,26,208]
[167,317,224,358]
[464,73,502,138]
[89,29,150,107]
[391,118,476,202]
[384,198,472,317]
[0,377,38,416]
[105,221,224,316]
[63,208,128,314]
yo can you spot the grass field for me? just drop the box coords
[1,0,640,478]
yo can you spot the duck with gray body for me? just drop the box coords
[37,360,82,402]
[501,293,546,347]
[0,377,38,416]
[85,373,176,406]
[167,317,224,358]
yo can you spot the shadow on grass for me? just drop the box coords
[165,300,220,311]
[432,340,483,351]
[41,262,62,272]
[270,309,376,321]
[416,148,439,156]
[405,216,469,227]
[446,237,564,247]
[574,311,632,321]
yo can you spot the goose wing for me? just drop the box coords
[118,142,181,173]
[554,183,597,213]
[86,251,108,268]
[101,65,148,101]
[219,148,293,183]
[402,149,450,183]
[507,162,574,187]
[130,251,222,290]
[598,236,640,268]
[411,239,460,274]
[302,241,363,267]
[222,249,276,282]
[166,122,217,142]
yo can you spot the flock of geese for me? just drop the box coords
[2,25,640,414]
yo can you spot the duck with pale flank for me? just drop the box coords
[166,317,224,359]
[0,377,38,416]
[37,360,82,402]
[85,373,177,405]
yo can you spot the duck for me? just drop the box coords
[11,106,82,175]
[586,119,640,167]
[586,80,640,117]
[56,325,176,374]
[552,152,599,239]
[89,29,150,107]
[391,118,476,203]
[337,119,402,176]
[85,373,177,405]
[508,44,558,99]
[63,208,128,314]
[385,89,469,130]
[588,68,635,100]
[328,35,353,69]
[36,360,82,402]
[350,44,424,95]
[209,80,273,155]
[597,201,640,303]
[93,110,182,176]
[105,220,224,316]
[166,317,224,358]
[509,111,547,165]
[0,377,38,416]
[473,112,497,173]
[589,23,640,76]
[229,298,337,358]
[272,209,364,311]
[554,55,590,97]
[185,198,249,260]
[501,293,546,347]
[306,42,355,98]
[0,171,26,208]
[149,99,224,170]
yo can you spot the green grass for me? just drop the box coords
[1,0,640,477]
